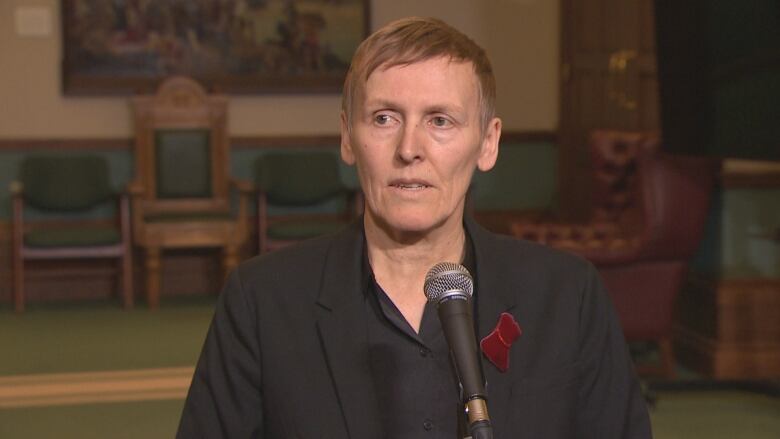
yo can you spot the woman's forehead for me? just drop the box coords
[360,58,479,108]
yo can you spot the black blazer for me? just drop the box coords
[177,219,652,438]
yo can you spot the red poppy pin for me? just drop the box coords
[480,312,522,372]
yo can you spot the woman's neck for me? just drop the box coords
[363,213,467,332]
[363,214,467,279]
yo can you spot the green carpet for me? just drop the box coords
[0,399,184,439]
[0,297,215,375]
[1,389,778,438]
[2,298,779,438]
[650,391,780,438]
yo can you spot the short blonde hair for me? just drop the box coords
[342,17,496,133]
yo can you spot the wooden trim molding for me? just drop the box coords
[232,135,341,148]
[0,219,235,304]
[722,171,780,188]
[0,130,558,151]
[499,130,558,144]
[0,138,132,150]
[721,159,780,188]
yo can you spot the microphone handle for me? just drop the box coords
[436,296,494,438]
[437,296,485,400]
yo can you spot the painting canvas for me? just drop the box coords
[62,0,369,94]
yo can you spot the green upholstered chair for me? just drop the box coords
[128,76,252,308]
[10,155,134,312]
[255,151,361,253]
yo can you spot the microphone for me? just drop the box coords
[424,262,493,439]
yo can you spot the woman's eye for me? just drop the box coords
[431,116,451,127]
[375,114,391,125]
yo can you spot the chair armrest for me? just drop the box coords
[125,180,147,239]
[10,181,25,248]
[229,178,253,231]
[229,178,255,194]
[117,191,132,244]
[629,152,716,261]
[126,180,145,197]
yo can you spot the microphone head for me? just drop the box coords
[424,262,474,304]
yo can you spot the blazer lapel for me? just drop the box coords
[314,222,382,439]
[467,218,518,432]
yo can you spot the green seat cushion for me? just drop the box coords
[255,152,345,206]
[24,228,121,248]
[267,220,347,240]
[144,212,233,222]
[20,155,113,211]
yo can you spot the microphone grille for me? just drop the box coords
[423,262,473,303]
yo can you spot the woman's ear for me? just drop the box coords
[477,117,501,172]
[340,112,356,165]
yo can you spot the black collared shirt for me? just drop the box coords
[363,236,477,439]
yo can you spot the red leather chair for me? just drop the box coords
[512,130,716,377]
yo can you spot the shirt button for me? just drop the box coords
[423,419,434,431]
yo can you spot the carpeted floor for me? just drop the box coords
[0,297,214,376]
[649,391,780,438]
[0,399,184,438]
[1,298,779,438]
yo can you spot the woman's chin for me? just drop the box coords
[370,210,458,239]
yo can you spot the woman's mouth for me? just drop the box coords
[392,182,429,190]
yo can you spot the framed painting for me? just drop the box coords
[61,0,370,95]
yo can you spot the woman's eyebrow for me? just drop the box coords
[363,98,398,109]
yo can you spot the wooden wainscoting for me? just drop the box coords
[675,275,780,379]
[0,211,548,307]
[0,221,252,307]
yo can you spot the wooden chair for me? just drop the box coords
[11,155,134,312]
[129,76,252,309]
[255,151,361,254]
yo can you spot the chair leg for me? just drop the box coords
[257,193,268,255]
[145,247,161,310]
[12,253,24,313]
[120,252,134,309]
[11,192,25,313]
[659,338,676,379]
[118,193,133,309]
[222,245,239,281]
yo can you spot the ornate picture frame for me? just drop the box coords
[61,0,369,95]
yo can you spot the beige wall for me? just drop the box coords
[0,0,558,139]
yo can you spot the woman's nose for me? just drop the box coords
[396,123,425,163]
